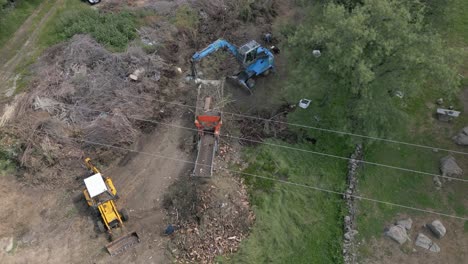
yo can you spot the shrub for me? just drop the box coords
[54,9,137,51]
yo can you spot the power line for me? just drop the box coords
[43,131,468,221]
[117,93,468,155]
[67,104,468,183]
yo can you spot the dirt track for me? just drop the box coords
[0,0,62,97]
[0,111,194,263]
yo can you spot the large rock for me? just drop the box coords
[453,127,468,145]
[0,236,14,253]
[385,225,408,244]
[440,156,463,178]
[396,218,413,230]
[427,220,446,239]
[415,233,440,252]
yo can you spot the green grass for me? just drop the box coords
[357,0,468,243]
[222,3,351,263]
[0,148,16,175]
[224,141,349,264]
[357,75,467,239]
[426,0,468,46]
[38,3,137,52]
[229,0,467,262]
[172,4,199,31]
[0,0,44,49]
[10,0,145,95]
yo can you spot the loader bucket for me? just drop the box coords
[227,72,253,94]
[105,232,140,256]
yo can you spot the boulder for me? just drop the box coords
[427,220,446,239]
[129,68,146,81]
[344,230,358,241]
[433,176,442,188]
[415,233,440,253]
[396,218,413,230]
[453,126,468,146]
[385,225,408,244]
[0,236,14,253]
[440,156,463,178]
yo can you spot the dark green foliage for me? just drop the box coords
[234,0,276,22]
[53,9,137,51]
[0,0,9,8]
[288,0,461,139]
[335,0,363,10]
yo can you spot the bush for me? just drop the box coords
[54,9,137,51]
[173,4,199,42]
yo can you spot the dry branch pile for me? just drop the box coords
[4,35,177,187]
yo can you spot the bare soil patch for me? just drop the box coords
[0,0,292,263]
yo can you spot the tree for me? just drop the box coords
[0,0,9,8]
[288,0,460,139]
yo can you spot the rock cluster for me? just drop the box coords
[343,144,363,264]
[385,218,447,254]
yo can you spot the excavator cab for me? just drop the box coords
[238,40,262,66]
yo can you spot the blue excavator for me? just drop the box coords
[191,39,275,93]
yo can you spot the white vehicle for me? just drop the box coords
[87,0,101,5]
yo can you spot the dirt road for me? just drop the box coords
[108,112,195,263]
[0,0,62,97]
[0,111,195,263]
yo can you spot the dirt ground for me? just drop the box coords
[0,0,285,263]
[0,110,195,264]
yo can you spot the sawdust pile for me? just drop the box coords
[3,35,177,187]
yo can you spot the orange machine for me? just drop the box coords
[193,80,224,177]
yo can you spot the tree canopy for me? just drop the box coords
[288,0,460,138]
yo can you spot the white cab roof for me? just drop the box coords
[84,173,108,198]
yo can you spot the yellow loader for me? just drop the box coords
[82,158,140,256]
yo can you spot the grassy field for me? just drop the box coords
[0,0,44,49]
[38,0,138,52]
[225,138,349,263]
[228,0,467,263]
[356,0,468,250]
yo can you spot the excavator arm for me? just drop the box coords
[191,39,239,62]
[191,39,240,78]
